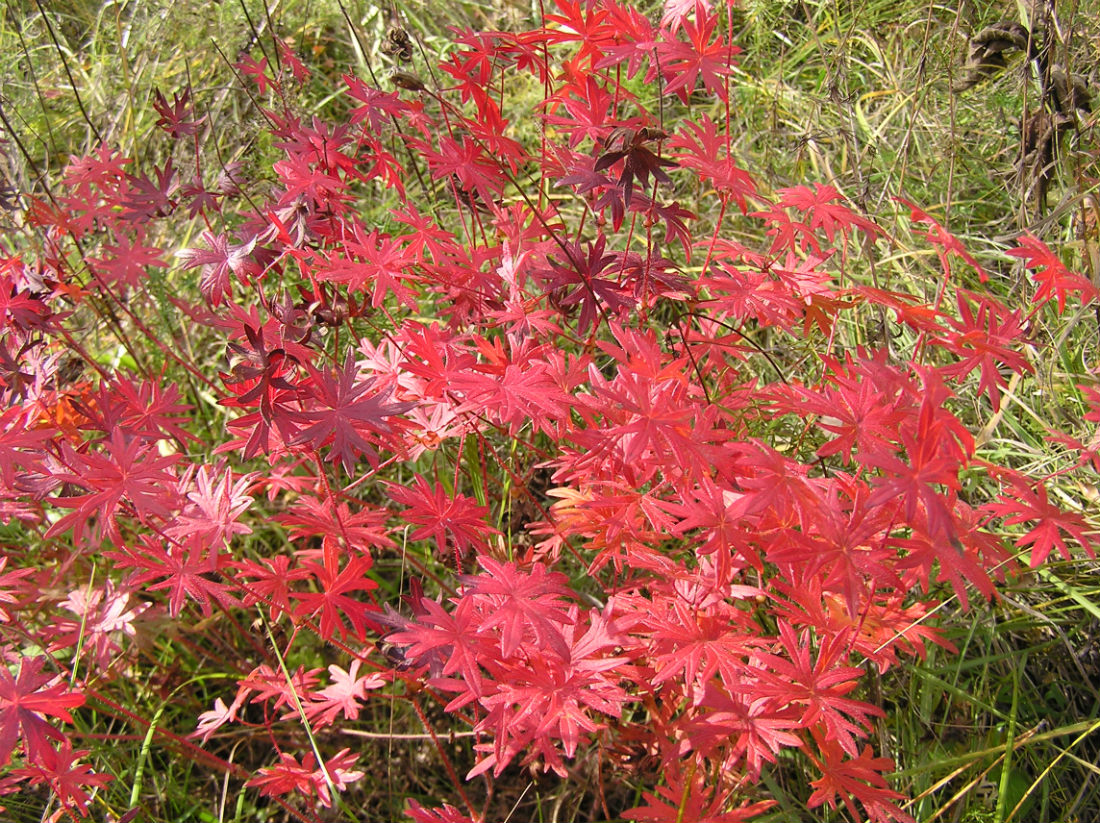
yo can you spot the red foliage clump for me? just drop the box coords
[1,2,1096,821]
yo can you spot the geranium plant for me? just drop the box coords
[1,1,1097,821]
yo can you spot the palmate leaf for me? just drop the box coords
[0,657,84,768]
[934,290,1032,412]
[176,230,260,306]
[1008,231,1098,312]
[11,741,113,817]
[987,472,1096,566]
[152,87,203,138]
[290,352,414,471]
[624,757,776,822]
[121,160,177,221]
[406,800,482,823]
[653,1,738,103]
[660,0,712,28]
[291,551,380,642]
[463,557,575,659]
[470,605,629,779]
[299,660,386,726]
[0,405,51,488]
[668,114,757,210]
[593,127,676,208]
[808,739,912,823]
[753,183,882,255]
[537,235,636,332]
[388,596,492,701]
[753,622,881,756]
[246,748,363,809]
[108,534,239,618]
[389,475,499,559]
[46,430,180,546]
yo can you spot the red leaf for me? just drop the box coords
[0,657,84,767]
[1007,231,1098,312]
[389,475,499,559]
[653,1,738,103]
